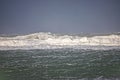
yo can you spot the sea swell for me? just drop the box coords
[0,32,120,50]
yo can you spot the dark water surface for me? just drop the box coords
[0,49,120,80]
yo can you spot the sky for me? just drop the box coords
[0,0,120,34]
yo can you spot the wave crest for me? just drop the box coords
[0,32,120,50]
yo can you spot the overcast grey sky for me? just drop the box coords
[0,0,120,34]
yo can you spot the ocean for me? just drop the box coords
[0,49,120,80]
[0,32,120,80]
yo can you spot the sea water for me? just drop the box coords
[0,49,120,80]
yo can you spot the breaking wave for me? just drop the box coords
[0,32,120,50]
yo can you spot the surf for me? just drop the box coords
[0,32,120,50]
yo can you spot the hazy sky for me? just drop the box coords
[0,0,120,34]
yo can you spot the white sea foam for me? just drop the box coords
[0,32,120,50]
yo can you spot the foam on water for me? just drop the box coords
[0,32,120,50]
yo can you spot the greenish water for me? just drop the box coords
[0,49,120,80]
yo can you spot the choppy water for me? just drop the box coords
[0,49,120,80]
